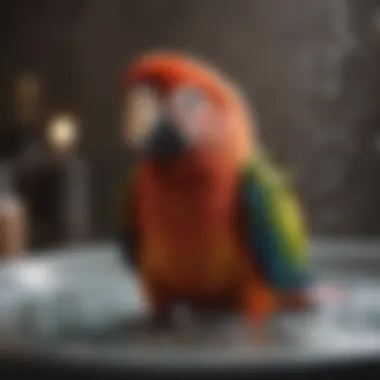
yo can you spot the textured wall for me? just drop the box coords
[1,0,380,238]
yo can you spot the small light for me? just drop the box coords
[47,114,79,153]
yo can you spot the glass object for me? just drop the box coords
[0,164,27,258]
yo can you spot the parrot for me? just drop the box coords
[119,51,311,324]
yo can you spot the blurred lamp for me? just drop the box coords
[13,72,43,126]
[47,114,79,154]
[14,73,40,100]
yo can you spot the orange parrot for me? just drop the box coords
[119,51,311,324]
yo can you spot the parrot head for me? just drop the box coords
[123,51,256,168]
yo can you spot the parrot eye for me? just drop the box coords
[170,87,215,145]
[172,87,205,111]
[124,85,161,146]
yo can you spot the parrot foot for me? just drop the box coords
[145,313,173,333]
[135,313,174,342]
[139,306,203,343]
[279,291,315,311]
[239,282,277,325]
[171,304,203,340]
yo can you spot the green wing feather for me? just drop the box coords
[240,152,310,289]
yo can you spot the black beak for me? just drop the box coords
[145,118,187,161]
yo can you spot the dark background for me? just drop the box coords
[1,0,380,239]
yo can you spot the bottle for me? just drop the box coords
[0,163,27,259]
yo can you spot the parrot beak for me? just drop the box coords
[145,117,188,161]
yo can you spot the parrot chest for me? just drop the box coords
[137,169,245,294]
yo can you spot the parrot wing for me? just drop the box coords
[239,153,310,290]
[118,165,140,268]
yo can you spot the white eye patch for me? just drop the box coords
[169,87,213,143]
[124,85,161,146]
